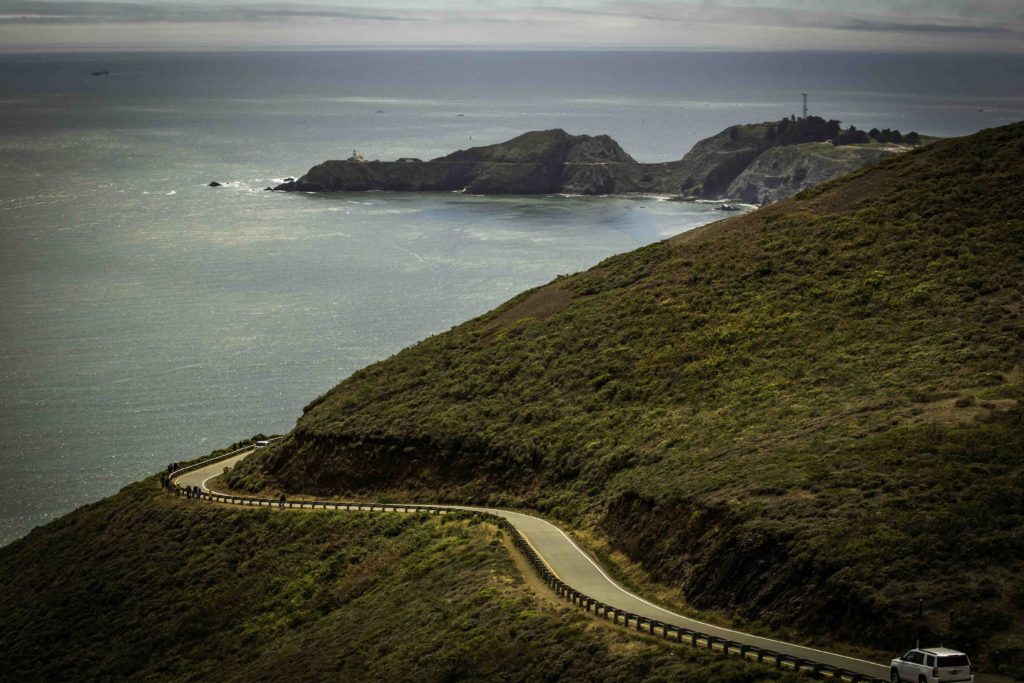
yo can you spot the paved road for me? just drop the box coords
[174,452,890,681]
[174,451,251,491]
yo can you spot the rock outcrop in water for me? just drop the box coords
[274,118,913,204]
[274,129,677,196]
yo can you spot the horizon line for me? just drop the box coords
[3,44,1024,56]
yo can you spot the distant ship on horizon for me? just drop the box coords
[91,69,109,77]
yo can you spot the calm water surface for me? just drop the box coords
[1,50,1022,546]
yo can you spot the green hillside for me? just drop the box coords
[233,123,1024,672]
[0,470,780,682]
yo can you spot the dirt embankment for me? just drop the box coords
[599,491,918,650]
[229,431,543,502]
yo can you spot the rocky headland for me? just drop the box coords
[273,116,918,204]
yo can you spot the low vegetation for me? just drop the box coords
[233,123,1024,674]
[0,469,787,682]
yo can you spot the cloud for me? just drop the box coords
[520,1,1023,36]
[0,0,1021,50]
[837,18,1015,34]
[0,0,413,23]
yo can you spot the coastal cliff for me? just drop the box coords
[724,142,896,205]
[273,117,913,203]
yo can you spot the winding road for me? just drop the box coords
[173,448,890,682]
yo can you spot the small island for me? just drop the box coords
[273,116,926,205]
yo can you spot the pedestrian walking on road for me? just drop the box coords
[279,494,286,509]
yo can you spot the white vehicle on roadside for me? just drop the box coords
[891,647,974,683]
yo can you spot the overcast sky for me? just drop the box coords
[1,0,1022,52]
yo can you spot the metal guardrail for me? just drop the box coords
[168,447,886,683]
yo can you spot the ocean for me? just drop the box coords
[1,50,1022,547]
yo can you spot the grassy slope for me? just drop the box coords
[234,123,1024,670]
[0,473,786,683]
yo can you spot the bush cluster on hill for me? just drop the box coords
[755,115,922,147]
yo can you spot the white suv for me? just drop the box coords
[891,647,974,683]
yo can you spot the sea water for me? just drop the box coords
[1,50,1022,546]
